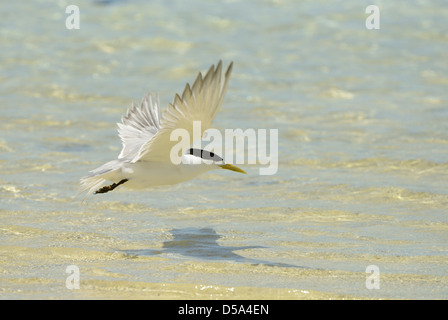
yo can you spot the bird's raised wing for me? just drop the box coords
[117,93,161,160]
[130,60,233,163]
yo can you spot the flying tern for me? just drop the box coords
[80,61,245,199]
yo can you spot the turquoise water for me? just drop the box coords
[1,0,447,299]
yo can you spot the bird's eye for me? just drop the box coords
[210,152,215,157]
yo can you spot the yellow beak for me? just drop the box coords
[219,163,247,174]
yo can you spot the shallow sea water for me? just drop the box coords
[1,0,447,299]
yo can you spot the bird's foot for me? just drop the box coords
[95,179,128,194]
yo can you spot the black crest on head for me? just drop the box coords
[187,148,223,162]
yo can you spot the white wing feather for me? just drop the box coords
[119,61,233,163]
[117,93,161,160]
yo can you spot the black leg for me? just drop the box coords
[95,179,128,194]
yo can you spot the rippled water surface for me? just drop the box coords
[1,0,447,299]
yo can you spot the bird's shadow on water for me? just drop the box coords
[124,227,302,268]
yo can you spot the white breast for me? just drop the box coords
[120,155,218,189]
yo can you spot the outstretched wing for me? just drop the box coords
[117,93,161,160]
[131,60,233,163]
